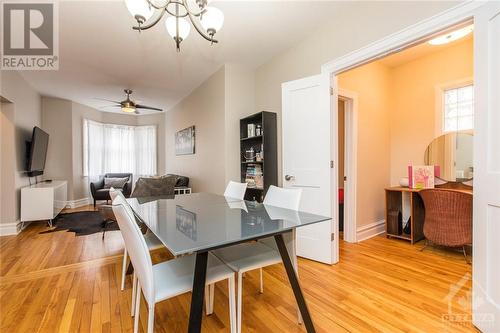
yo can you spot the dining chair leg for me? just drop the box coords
[228,276,236,333]
[134,281,141,333]
[147,304,155,333]
[205,288,210,315]
[237,272,243,333]
[205,284,214,315]
[259,268,264,294]
[131,272,137,316]
[121,248,128,291]
[209,283,215,314]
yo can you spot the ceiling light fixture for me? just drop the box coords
[121,106,137,113]
[428,25,473,45]
[125,0,224,51]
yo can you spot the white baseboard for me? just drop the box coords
[356,220,385,242]
[66,198,90,209]
[0,221,22,236]
[0,198,89,237]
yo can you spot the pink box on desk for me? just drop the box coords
[408,165,435,189]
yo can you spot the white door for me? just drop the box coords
[473,2,500,332]
[282,74,338,264]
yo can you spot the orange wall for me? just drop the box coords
[389,37,473,185]
[338,37,473,230]
[338,62,391,228]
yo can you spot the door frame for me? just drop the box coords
[321,1,482,247]
[337,88,358,243]
[320,0,497,329]
[321,2,481,75]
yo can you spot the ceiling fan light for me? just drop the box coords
[428,25,473,45]
[165,16,191,40]
[121,106,136,113]
[201,6,224,35]
[125,0,154,23]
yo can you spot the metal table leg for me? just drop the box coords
[188,251,208,333]
[274,233,316,333]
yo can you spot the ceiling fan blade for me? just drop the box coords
[136,104,163,112]
[93,97,122,104]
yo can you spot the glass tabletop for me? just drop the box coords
[127,193,331,256]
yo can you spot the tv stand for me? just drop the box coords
[20,180,67,229]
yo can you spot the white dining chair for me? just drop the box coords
[109,188,164,316]
[112,195,237,333]
[224,181,248,200]
[212,185,302,333]
[205,181,249,314]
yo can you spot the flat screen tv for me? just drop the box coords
[26,126,49,177]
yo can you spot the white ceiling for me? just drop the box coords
[19,0,343,114]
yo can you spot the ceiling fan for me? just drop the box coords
[98,89,163,115]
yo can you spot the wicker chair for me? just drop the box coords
[419,189,472,262]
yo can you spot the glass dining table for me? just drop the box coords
[128,193,331,333]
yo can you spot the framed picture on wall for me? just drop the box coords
[175,126,195,155]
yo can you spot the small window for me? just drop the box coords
[443,85,474,132]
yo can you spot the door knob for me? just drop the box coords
[285,175,295,181]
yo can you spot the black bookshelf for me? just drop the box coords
[240,111,278,202]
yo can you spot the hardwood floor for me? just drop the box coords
[0,206,478,332]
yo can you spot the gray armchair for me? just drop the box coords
[90,173,133,208]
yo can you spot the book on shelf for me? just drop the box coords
[245,163,264,189]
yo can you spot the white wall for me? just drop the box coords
[224,64,256,184]
[164,64,255,193]
[165,67,226,194]
[0,71,42,232]
[42,98,75,198]
[0,101,17,228]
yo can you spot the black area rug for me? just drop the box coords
[40,211,119,236]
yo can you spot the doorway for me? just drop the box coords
[337,99,345,239]
[337,92,357,243]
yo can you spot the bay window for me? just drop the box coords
[83,119,157,178]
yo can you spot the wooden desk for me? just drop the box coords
[385,186,473,244]
[385,187,425,244]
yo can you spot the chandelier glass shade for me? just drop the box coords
[125,0,224,51]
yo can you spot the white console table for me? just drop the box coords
[21,180,67,228]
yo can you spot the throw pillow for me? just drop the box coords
[104,177,128,189]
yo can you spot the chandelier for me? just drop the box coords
[125,0,224,51]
